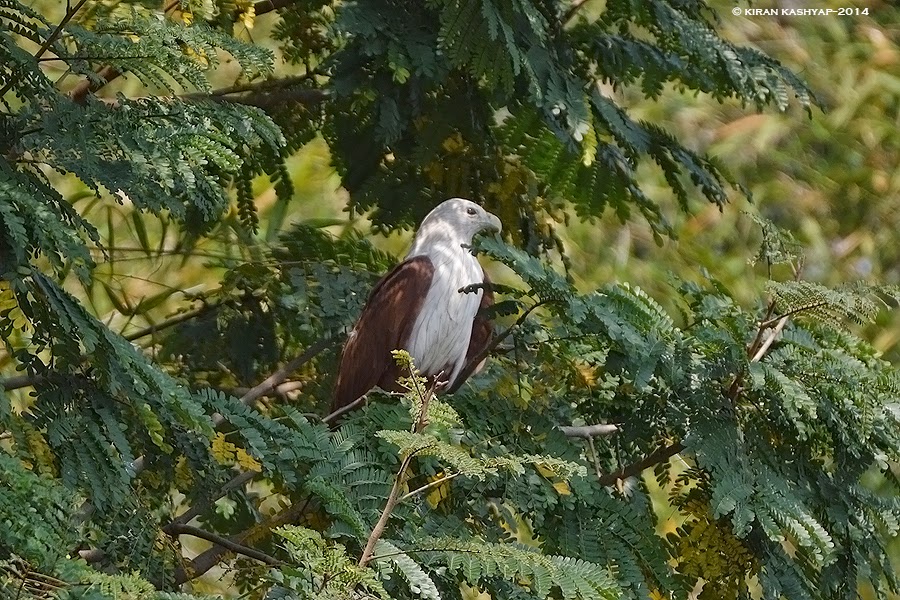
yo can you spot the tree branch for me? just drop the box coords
[173,496,311,585]
[66,0,298,104]
[0,0,89,98]
[399,472,462,503]
[169,469,260,527]
[597,441,684,486]
[2,374,38,392]
[759,301,828,329]
[321,393,369,425]
[68,65,119,104]
[558,423,620,438]
[448,298,550,393]
[210,336,336,429]
[751,315,790,363]
[562,0,591,24]
[123,303,217,342]
[164,523,281,566]
[358,378,438,567]
[252,0,300,13]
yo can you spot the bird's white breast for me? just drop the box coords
[406,243,483,385]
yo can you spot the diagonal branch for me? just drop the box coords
[169,469,260,527]
[173,496,311,585]
[597,441,684,486]
[164,523,282,566]
[123,303,217,342]
[759,301,828,329]
[212,335,337,428]
[0,0,89,98]
[358,377,438,567]
[399,471,462,503]
[562,0,592,24]
[322,393,369,425]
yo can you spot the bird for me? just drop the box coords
[331,198,502,413]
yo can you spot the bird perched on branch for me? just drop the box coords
[331,198,502,413]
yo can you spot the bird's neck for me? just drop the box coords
[406,230,472,263]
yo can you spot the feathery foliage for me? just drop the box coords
[2,0,897,598]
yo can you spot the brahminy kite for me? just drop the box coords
[331,198,502,412]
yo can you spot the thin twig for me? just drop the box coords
[164,523,282,566]
[358,453,416,567]
[321,393,369,425]
[585,437,603,481]
[252,0,300,13]
[182,75,315,99]
[174,496,311,585]
[751,315,789,363]
[232,380,304,398]
[399,472,462,502]
[0,0,89,98]
[759,301,828,329]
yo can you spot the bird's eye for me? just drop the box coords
[466,207,477,215]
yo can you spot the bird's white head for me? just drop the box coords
[409,198,502,254]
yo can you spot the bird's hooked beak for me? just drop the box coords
[483,211,502,234]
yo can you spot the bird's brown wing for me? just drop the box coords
[331,256,435,412]
[448,268,495,392]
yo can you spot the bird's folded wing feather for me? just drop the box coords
[331,256,435,411]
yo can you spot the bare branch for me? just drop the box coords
[358,378,438,567]
[123,303,216,342]
[169,469,260,527]
[68,65,119,104]
[562,0,591,24]
[322,393,369,425]
[174,497,311,585]
[2,374,39,392]
[597,441,684,486]
[760,301,828,329]
[558,423,620,438]
[232,380,304,399]
[253,0,300,13]
[400,472,462,503]
[751,315,790,363]
[211,337,336,430]
[164,523,282,566]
